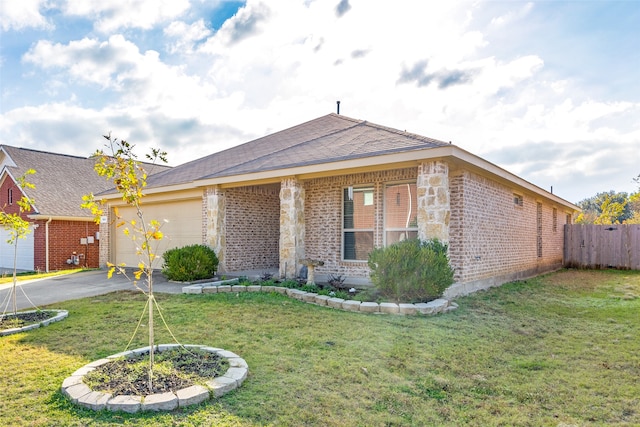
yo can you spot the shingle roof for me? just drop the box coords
[0,146,170,218]
[146,114,449,188]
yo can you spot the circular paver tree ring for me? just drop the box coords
[0,309,68,336]
[61,344,248,413]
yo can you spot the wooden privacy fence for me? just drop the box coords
[564,224,640,270]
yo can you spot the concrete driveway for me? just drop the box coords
[0,269,184,311]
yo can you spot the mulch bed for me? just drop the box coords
[0,310,56,328]
[84,349,229,396]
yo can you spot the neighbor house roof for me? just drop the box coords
[0,145,170,219]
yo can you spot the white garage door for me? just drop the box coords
[0,226,35,271]
[112,199,202,269]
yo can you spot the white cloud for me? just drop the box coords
[22,35,215,108]
[0,0,51,31]
[60,0,190,32]
[490,2,533,27]
[164,19,213,54]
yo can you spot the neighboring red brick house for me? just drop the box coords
[0,145,170,272]
[97,114,581,297]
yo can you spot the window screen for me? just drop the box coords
[384,183,418,245]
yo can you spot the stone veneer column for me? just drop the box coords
[417,161,450,243]
[279,177,305,279]
[98,210,110,268]
[205,186,226,272]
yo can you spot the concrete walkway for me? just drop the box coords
[0,270,184,312]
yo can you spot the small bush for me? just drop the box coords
[368,238,454,303]
[162,244,218,282]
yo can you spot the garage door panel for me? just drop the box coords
[0,227,35,271]
[113,199,202,268]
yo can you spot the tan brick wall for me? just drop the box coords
[224,185,280,271]
[448,170,567,286]
[304,168,417,280]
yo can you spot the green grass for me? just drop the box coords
[1,269,639,426]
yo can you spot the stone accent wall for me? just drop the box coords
[224,185,280,272]
[279,178,305,279]
[417,161,450,243]
[305,168,417,281]
[446,170,568,296]
[204,186,227,272]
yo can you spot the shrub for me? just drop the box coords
[162,244,218,282]
[367,238,454,303]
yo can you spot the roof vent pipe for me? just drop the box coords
[336,100,340,114]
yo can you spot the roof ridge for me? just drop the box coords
[359,120,450,146]
[202,114,363,178]
[0,144,90,160]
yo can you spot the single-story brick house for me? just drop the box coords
[97,114,580,297]
[0,145,170,272]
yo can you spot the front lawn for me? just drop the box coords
[1,269,638,426]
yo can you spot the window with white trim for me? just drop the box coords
[343,186,374,260]
[8,188,12,205]
[384,182,418,245]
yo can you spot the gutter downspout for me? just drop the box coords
[45,217,52,272]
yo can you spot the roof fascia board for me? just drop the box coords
[105,188,203,206]
[0,147,17,168]
[28,215,94,222]
[97,183,201,202]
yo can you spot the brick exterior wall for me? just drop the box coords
[447,170,567,294]
[33,219,100,271]
[304,168,418,280]
[223,186,280,271]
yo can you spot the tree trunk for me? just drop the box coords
[12,239,18,316]
[148,271,154,391]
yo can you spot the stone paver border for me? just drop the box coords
[0,309,68,336]
[61,344,248,413]
[182,280,458,315]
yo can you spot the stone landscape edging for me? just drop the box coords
[61,344,248,413]
[182,279,458,315]
[0,309,68,337]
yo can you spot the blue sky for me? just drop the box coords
[1,0,639,204]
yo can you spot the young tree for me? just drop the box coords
[81,134,167,391]
[0,170,36,316]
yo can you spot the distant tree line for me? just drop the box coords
[575,174,640,224]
